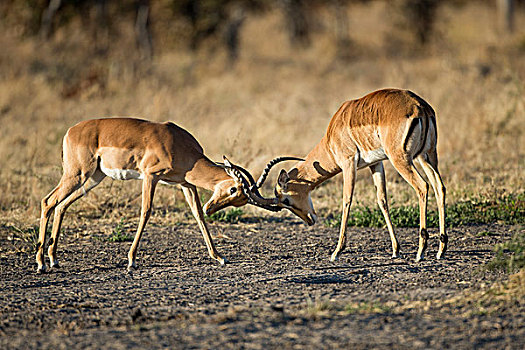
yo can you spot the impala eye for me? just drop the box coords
[282,198,291,206]
[229,187,237,195]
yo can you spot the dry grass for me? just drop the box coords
[297,269,525,318]
[0,2,523,229]
[397,269,525,317]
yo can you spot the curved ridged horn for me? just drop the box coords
[222,156,282,212]
[229,163,257,187]
[215,161,257,187]
[255,156,305,188]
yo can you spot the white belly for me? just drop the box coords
[355,147,387,169]
[100,163,143,181]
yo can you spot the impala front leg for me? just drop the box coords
[128,175,158,271]
[181,185,226,265]
[330,159,356,262]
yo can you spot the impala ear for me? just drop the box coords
[277,169,290,190]
[223,155,232,168]
[222,156,237,179]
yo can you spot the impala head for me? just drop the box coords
[204,177,248,216]
[274,169,317,226]
[204,155,307,217]
[203,156,281,216]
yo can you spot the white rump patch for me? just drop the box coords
[100,163,142,181]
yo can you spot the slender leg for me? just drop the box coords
[127,174,158,270]
[416,152,447,259]
[48,171,105,268]
[181,185,225,265]
[330,159,356,262]
[370,162,399,258]
[37,173,85,273]
[389,157,429,262]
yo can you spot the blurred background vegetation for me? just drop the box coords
[0,0,523,228]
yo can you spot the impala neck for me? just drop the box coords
[185,157,231,191]
[290,137,341,189]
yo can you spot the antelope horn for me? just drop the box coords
[216,160,257,187]
[255,156,305,188]
[222,156,282,212]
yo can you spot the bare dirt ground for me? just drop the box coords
[1,221,523,349]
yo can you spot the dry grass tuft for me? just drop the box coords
[398,269,525,317]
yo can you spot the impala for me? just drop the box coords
[255,89,447,262]
[37,117,300,273]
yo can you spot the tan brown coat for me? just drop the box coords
[274,89,447,261]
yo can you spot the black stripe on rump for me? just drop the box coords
[403,116,427,158]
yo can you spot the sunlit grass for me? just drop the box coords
[0,2,523,228]
[322,193,525,228]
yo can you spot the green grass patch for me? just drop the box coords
[486,229,525,273]
[447,194,523,226]
[208,208,244,224]
[107,218,133,242]
[323,193,524,228]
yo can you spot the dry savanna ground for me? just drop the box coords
[0,1,524,349]
[1,222,524,349]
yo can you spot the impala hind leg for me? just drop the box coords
[416,151,447,259]
[330,159,356,262]
[389,157,429,262]
[128,175,158,271]
[47,171,106,268]
[181,185,225,265]
[370,163,399,258]
[37,173,86,273]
